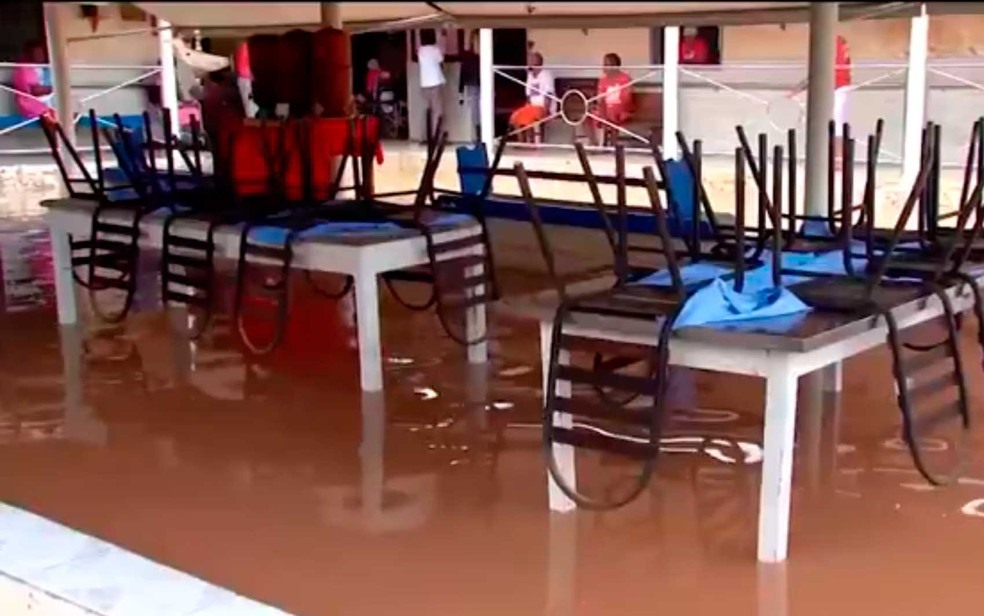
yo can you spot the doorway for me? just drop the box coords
[351,31,409,139]
[492,29,527,137]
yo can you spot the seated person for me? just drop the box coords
[679,27,711,65]
[593,53,633,146]
[509,52,554,143]
[12,41,52,119]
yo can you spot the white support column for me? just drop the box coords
[479,28,495,153]
[320,2,342,28]
[804,2,838,216]
[43,2,73,141]
[158,19,179,131]
[902,4,929,185]
[662,26,680,159]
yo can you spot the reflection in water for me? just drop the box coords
[0,225,982,614]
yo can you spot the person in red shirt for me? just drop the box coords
[679,27,710,65]
[593,53,633,146]
[234,40,258,118]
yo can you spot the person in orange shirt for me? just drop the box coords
[593,53,633,146]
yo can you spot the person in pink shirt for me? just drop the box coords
[234,40,258,118]
[12,41,52,119]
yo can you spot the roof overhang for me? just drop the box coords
[133,2,926,37]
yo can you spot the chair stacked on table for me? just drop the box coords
[42,110,501,356]
[498,117,984,509]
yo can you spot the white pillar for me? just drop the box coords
[902,4,929,185]
[158,19,179,131]
[43,3,73,143]
[479,28,495,153]
[662,26,680,159]
[804,3,838,216]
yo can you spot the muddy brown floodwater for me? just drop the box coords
[0,221,982,616]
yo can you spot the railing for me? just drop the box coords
[0,62,161,157]
[490,59,984,168]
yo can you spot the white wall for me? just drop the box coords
[526,27,652,78]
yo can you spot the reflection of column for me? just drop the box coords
[59,325,108,445]
[316,391,436,532]
[466,362,489,432]
[800,368,843,493]
[360,391,386,523]
[545,515,577,616]
[757,563,789,616]
[169,308,193,387]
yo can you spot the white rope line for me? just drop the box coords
[0,62,158,70]
[0,83,50,105]
[79,68,162,104]
[679,66,770,106]
[579,68,662,110]
[0,116,41,137]
[839,66,908,94]
[583,109,650,144]
[927,67,984,93]
[493,67,659,143]
[493,68,562,109]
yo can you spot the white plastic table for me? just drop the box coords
[504,275,981,563]
[42,198,488,392]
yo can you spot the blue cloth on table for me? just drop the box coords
[671,251,815,330]
[673,279,809,330]
[633,261,732,288]
[105,187,141,202]
[428,212,475,226]
[801,218,834,238]
[249,221,401,246]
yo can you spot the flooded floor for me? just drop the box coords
[0,221,983,615]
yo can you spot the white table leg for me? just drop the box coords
[355,270,384,392]
[757,360,799,563]
[542,320,576,513]
[50,227,78,325]
[821,361,842,393]
[465,257,488,365]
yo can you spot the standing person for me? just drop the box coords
[509,52,555,143]
[789,34,852,169]
[679,27,710,65]
[417,29,446,132]
[593,53,633,146]
[458,30,481,142]
[234,40,259,118]
[12,41,52,119]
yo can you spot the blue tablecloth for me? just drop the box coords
[249,222,401,246]
[669,252,815,330]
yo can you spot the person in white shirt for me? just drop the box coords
[509,52,555,143]
[417,29,446,131]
